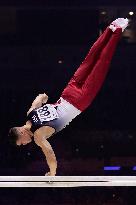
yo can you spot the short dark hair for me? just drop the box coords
[8,127,19,145]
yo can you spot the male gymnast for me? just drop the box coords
[9,18,128,176]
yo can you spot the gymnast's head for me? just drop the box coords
[8,126,33,146]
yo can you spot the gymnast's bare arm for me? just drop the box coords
[27,93,48,115]
[34,132,57,176]
[26,93,56,175]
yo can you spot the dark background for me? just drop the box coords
[0,187,136,205]
[0,0,136,176]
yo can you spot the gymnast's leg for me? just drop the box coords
[62,26,112,90]
[72,27,113,85]
[61,26,113,106]
[80,28,123,111]
[61,18,128,111]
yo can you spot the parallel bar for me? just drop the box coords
[0,181,136,187]
[0,176,136,187]
[1,176,136,181]
[0,176,136,181]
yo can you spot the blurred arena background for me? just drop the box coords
[0,187,136,205]
[0,0,136,176]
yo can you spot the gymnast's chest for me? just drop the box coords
[28,104,59,125]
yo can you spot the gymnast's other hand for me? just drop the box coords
[27,93,48,115]
[35,93,48,103]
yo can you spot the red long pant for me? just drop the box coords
[61,27,122,112]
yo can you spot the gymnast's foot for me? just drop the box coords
[109,18,128,32]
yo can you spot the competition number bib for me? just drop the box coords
[37,104,59,122]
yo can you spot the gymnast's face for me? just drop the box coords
[15,127,33,146]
